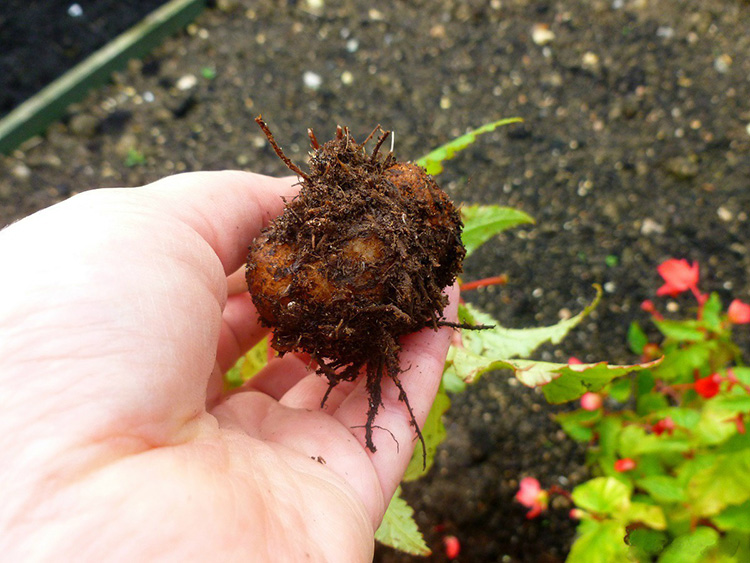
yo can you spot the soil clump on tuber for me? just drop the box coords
[246,117,466,461]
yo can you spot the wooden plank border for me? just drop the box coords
[0,0,206,154]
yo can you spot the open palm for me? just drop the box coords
[0,171,456,562]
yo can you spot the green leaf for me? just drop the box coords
[627,322,649,355]
[630,454,669,479]
[657,527,719,563]
[636,475,687,503]
[447,299,658,403]
[441,367,467,393]
[688,449,750,517]
[567,519,631,563]
[556,409,601,442]
[415,117,523,175]
[636,370,656,397]
[608,377,632,403]
[652,341,715,382]
[655,407,701,430]
[618,425,690,457]
[636,392,670,416]
[598,416,623,460]
[711,393,750,413]
[676,454,718,489]
[718,431,750,454]
[696,399,749,446]
[701,292,723,331]
[716,533,750,562]
[241,337,270,379]
[730,367,750,385]
[572,477,632,516]
[460,204,534,257]
[627,528,668,557]
[403,385,450,481]
[540,360,660,404]
[375,487,430,556]
[653,319,705,343]
[445,286,602,385]
[713,500,750,532]
[624,502,667,529]
[462,286,600,358]
[224,337,270,389]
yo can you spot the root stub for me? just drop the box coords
[246,117,466,466]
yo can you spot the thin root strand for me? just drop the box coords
[255,116,310,181]
[370,130,391,162]
[390,369,427,469]
[307,128,320,149]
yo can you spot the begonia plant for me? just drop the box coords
[519,259,750,562]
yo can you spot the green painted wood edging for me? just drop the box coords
[0,0,206,155]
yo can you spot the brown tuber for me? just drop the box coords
[246,117,466,461]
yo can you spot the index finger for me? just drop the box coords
[333,283,460,512]
[142,170,300,275]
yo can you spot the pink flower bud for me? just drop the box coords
[728,299,750,324]
[443,535,461,559]
[580,392,603,411]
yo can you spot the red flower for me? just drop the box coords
[614,458,637,472]
[651,417,675,436]
[443,535,461,559]
[515,477,549,519]
[580,392,603,411]
[568,356,583,365]
[728,299,750,324]
[694,374,721,399]
[656,259,700,298]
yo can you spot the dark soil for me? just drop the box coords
[0,0,169,118]
[246,121,464,456]
[2,1,750,561]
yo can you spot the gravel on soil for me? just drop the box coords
[2,1,750,561]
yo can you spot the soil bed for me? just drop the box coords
[2,1,750,561]
[0,0,170,118]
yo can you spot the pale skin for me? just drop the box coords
[0,171,457,562]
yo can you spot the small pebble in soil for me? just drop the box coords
[531,23,555,45]
[176,74,198,91]
[67,3,83,17]
[303,71,323,90]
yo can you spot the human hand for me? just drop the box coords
[0,171,457,562]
